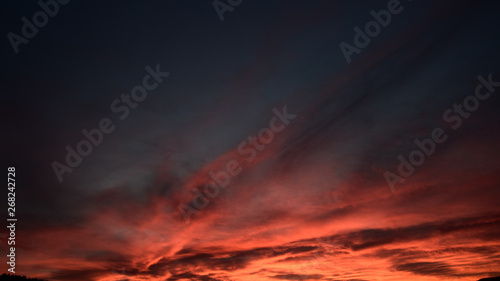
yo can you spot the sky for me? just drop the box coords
[1,0,500,280]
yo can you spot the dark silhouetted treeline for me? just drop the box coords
[0,274,47,281]
[478,277,500,281]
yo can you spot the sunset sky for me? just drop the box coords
[2,1,500,280]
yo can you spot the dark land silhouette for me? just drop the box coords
[478,277,500,281]
[0,274,46,281]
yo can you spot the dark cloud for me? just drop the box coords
[394,261,456,277]
[49,269,106,281]
[166,272,222,281]
[271,274,324,280]
[148,244,320,276]
[339,213,500,251]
